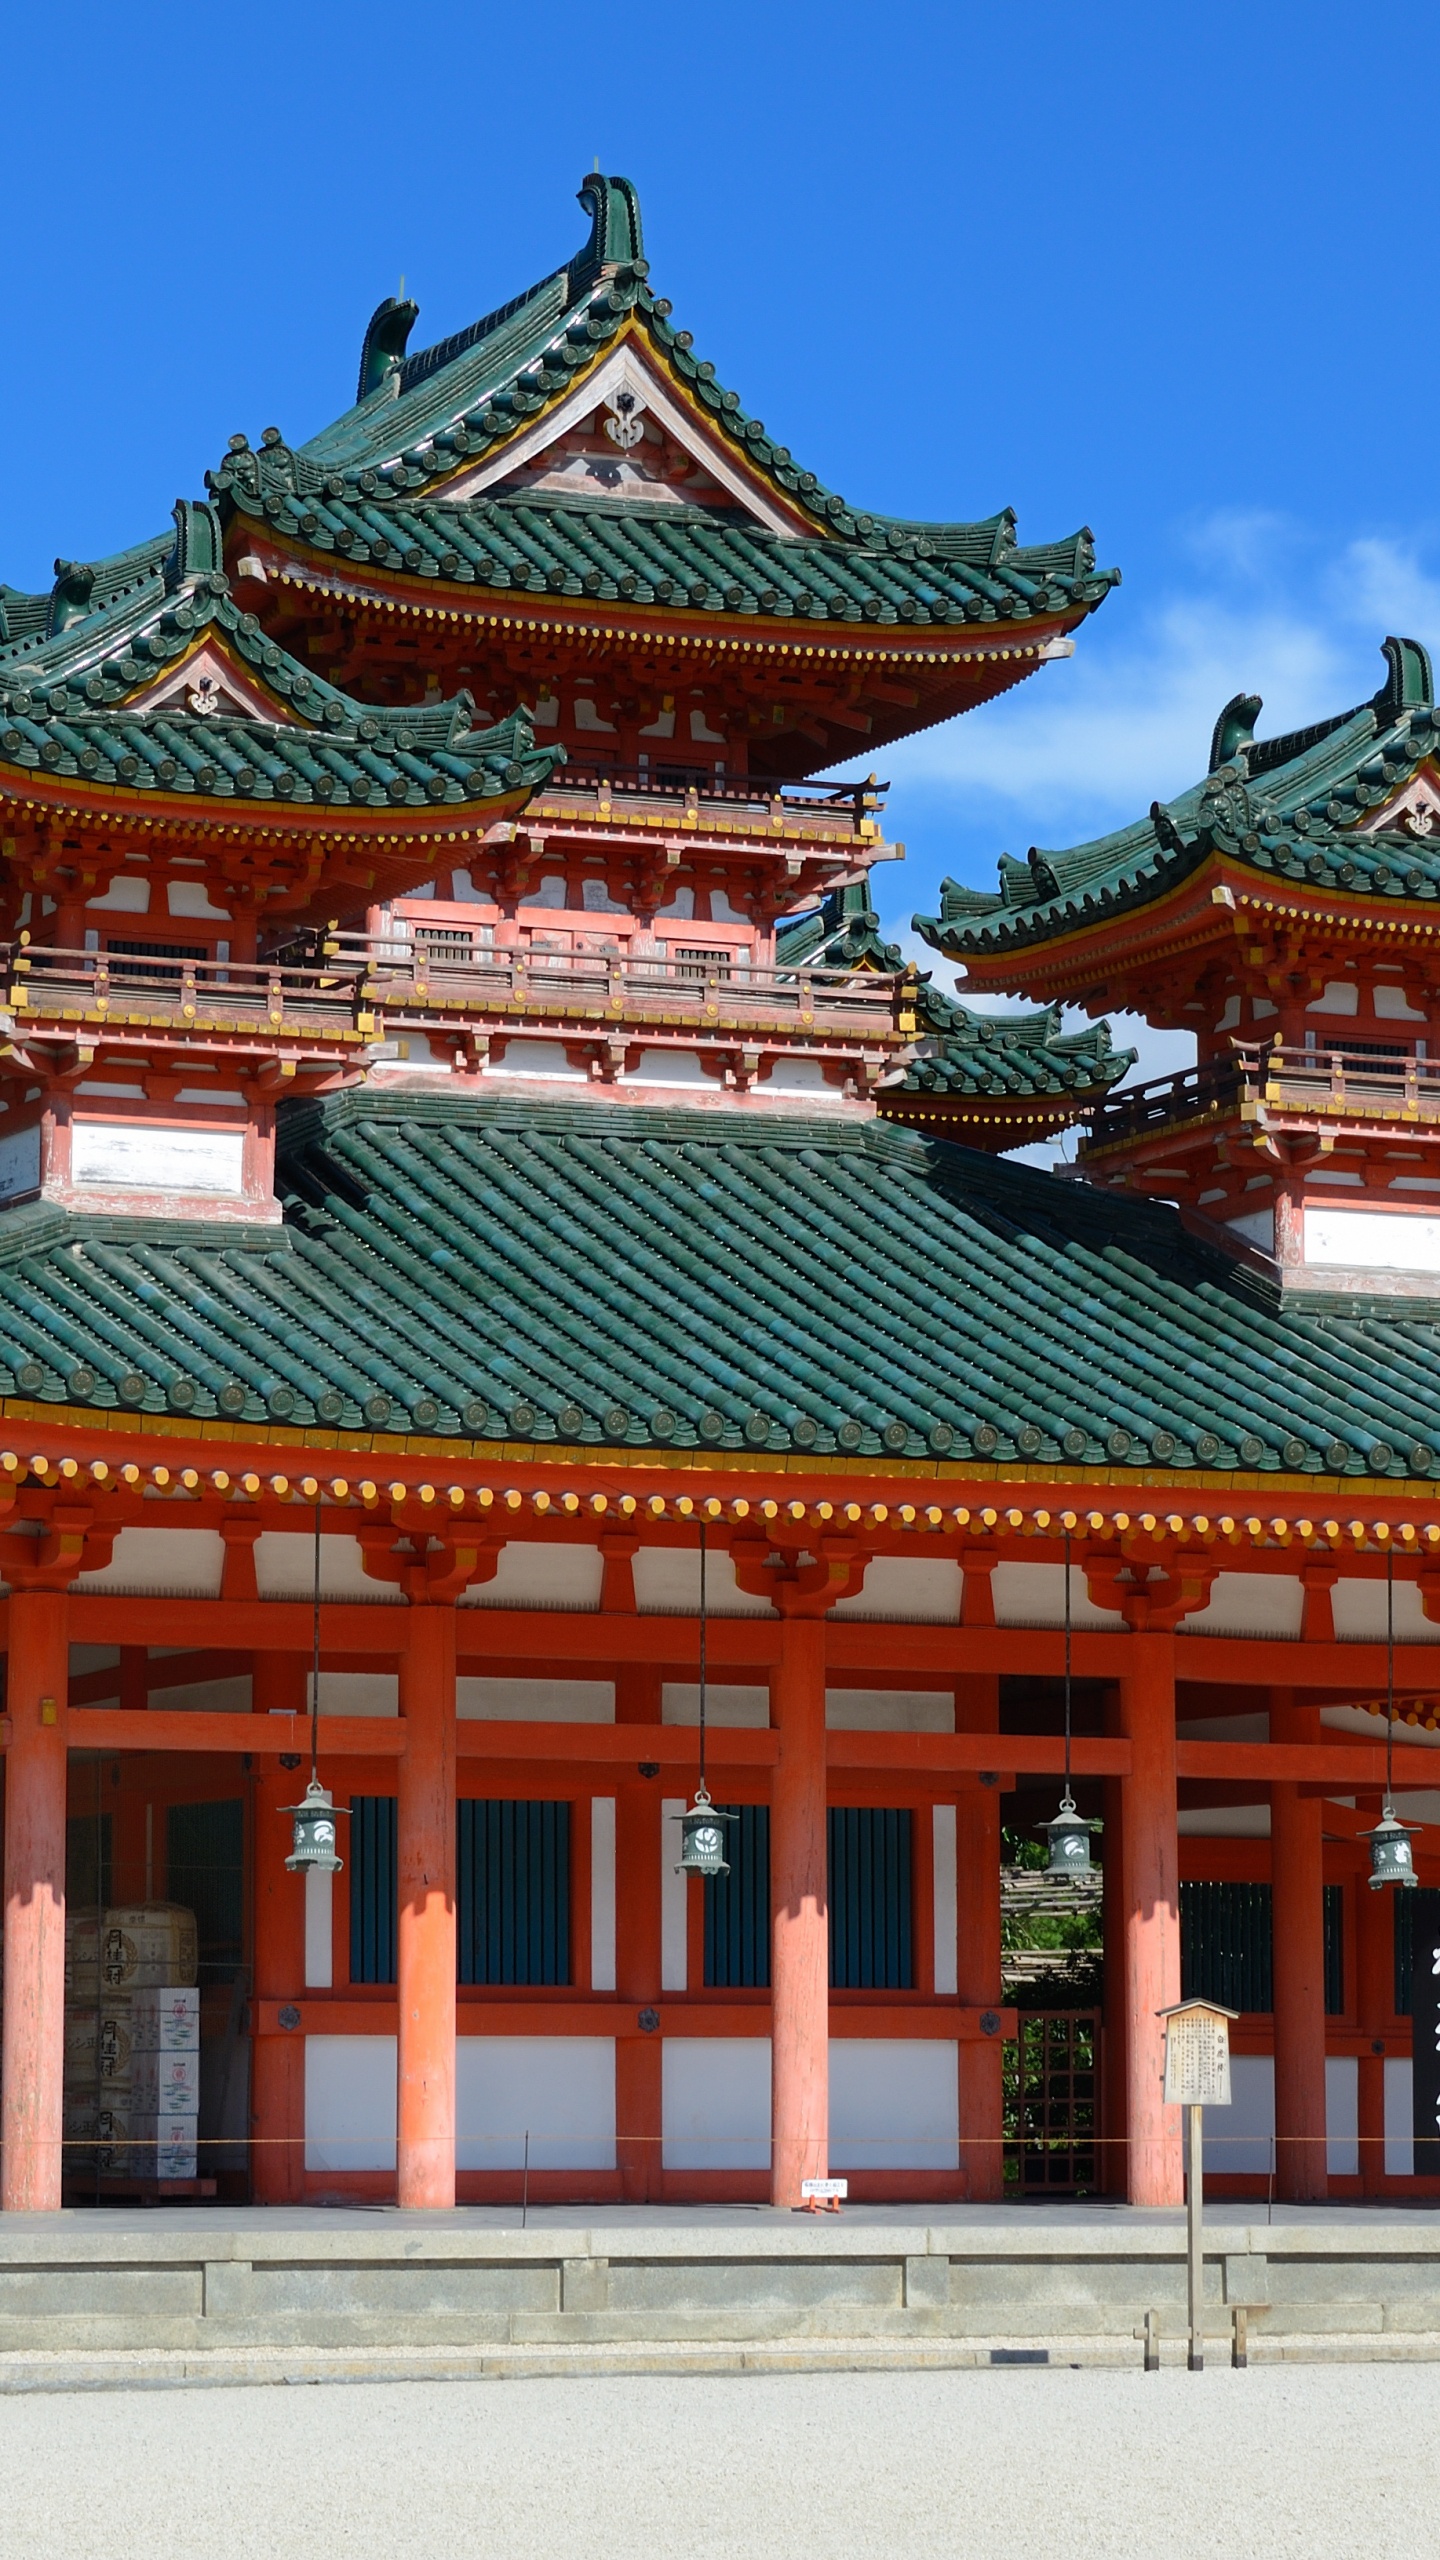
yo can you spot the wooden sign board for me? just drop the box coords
[1162,2007,1232,2107]
[801,2178,848,2200]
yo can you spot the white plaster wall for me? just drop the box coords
[1208,2053,1273,2174]
[147,1675,253,1714]
[830,1558,962,1622]
[1332,1578,1439,1641]
[305,1871,332,1990]
[305,2035,395,2172]
[831,2041,960,2172]
[457,1679,614,1721]
[933,1806,958,1997]
[663,2037,770,2170]
[825,1689,956,1731]
[990,1563,1124,1630]
[456,2037,615,2170]
[660,1801,688,1991]
[0,1125,40,1202]
[72,1123,244,1194]
[1228,1207,1275,1252]
[662,1684,768,1727]
[318,1673,398,1716]
[1190,1574,1305,1639]
[1307,1209,1440,1272]
[634,1548,774,1616]
[1177,1806,1272,1837]
[256,1534,397,1602]
[1327,2055,1359,2176]
[590,1799,616,1992]
[461,1542,604,1609]
[1386,2057,1415,2175]
[73,1528,225,1596]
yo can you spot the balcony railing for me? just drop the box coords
[526,762,885,836]
[3,938,907,1050]
[1083,1041,1440,1151]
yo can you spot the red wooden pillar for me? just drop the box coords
[770,1613,828,2205]
[397,1605,457,2209]
[1355,1844,1391,2195]
[954,1673,1003,2200]
[1271,1694,1328,2202]
[250,1653,306,2203]
[2,1588,70,2212]
[1118,1635,1182,2206]
[615,1664,663,2200]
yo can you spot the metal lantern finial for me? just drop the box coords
[282,1499,347,1875]
[673,1781,737,1878]
[1363,1550,1418,1889]
[1041,1524,1102,1879]
[1043,1788,1099,1879]
[672,1515,736,1878]
[283,1775,345,1874]
[1364,1804,1418,1892]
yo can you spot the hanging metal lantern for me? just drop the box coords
[673,1785,736,1878]
[283,1777,346,1875]
[1041,1789,1099,1880]
[1364,1804,1418,1891]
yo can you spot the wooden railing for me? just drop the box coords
[1084,1040,1440,1149]
[3,938,906,1046]
[533,763,886,834]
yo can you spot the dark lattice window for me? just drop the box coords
[1182,1880,1345,2017]
[458,1800,570,1986]
[704,1806,770,1988]
[349,1796,397,1986]
[829,1808,913,1991]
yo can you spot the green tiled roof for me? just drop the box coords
[199,174,1116,629]
[776,890,1133,1108]
[0,509,558,811]
[216,477,1112,635]
[916,637,1440,959]
[0,1090,1436,1479]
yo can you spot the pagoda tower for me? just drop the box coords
[918,638,1440,1293]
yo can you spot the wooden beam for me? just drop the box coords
[69,1710,405,1757]
[1177,1738,1440,1787]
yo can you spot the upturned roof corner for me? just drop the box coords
[915,636,1440,961]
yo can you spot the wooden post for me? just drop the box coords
[770,1613,828,2206]
[397,1605,457,2209]
[2,1588,70,2212]
[1356,1845,1391,2195]
[955,1674,1003,2200]
[250,1653,306,2204]
[1119,1635,1183,2206]
[615,1664,663,2200]
[1271,1695,1328,2202]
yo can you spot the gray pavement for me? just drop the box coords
[0,2365,1429,2558]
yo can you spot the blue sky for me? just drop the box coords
[6,0,1438,1094]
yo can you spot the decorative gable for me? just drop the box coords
[116,636,294,725]
[427,340,810,536]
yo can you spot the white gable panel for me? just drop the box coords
[433,344,804,536]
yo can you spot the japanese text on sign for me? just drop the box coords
[1163,2010,1232,2107]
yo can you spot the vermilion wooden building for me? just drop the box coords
[1,174,1437,2217]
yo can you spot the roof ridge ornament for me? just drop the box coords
[568,171,646,297]
[357,295,420,404]
[1209,691,1262,772]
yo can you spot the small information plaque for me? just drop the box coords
[1162,2004,1233,2107]
[801,2178,848,2200]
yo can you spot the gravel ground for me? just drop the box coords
[0,2364,1427,2558]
